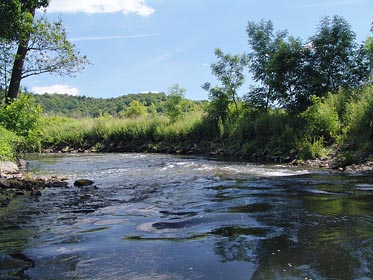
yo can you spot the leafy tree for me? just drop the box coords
[364,23,373,84]
[202,83,230,125]
[210,48,247,115]
[245,17,370,112]
[0,0,49,41]
[309,16,369,95]
[0,0,88,103]
[246,20,284,111]
[164,83,186,122]
[123,100,147,118]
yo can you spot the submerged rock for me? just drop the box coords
[74,179,94,187]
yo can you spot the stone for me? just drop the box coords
[16,158,27,169]
[46,180,69,188]
[0,162,20,175]
[0,178,10,189]
[15,190,27,196]
[74,179,94,187]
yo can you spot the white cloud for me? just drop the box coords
[32,84,79,96]
[47,0,154,16]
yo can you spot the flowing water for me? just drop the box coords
[0,153,372,280]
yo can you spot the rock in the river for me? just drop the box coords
[0,161,19,175]
[0,178,10,188]
[74,179,94,187]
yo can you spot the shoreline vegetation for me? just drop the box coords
[0,85,372,173]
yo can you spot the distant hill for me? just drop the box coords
[28,92,169,117]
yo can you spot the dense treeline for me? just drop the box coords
[28,92,170,117]
[1,15,372,167]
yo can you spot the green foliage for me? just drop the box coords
[342,86,373,155]
[0,94,42,154]
[29,92,169,117]
[246,20,286,110]
[0,94,41,137]
[40,111,203,153]
[310,16,368,94]
[0,0,49,41]
[0,126,20,161]
[22,15,89,79]
[1,0,89,101]
[300,95,341,143]
[164,84,187,122]
[122,100,147,118]
[244,16,370,113]
[297,137,328,160]
[210,48,247,114]
[253,110,298,154]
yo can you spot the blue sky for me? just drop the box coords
[25,0,373,100]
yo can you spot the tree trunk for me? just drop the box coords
[6,7,35,104]
[6,42,28,103]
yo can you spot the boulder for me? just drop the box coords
[74,179,94,187]
[0,162,20,175]
[46,180,69,188]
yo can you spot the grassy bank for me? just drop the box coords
[1,86,372,167]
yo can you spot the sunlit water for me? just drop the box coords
[1,153,372,279]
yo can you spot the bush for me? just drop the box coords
[0,95,43,153]
[297,137,328,160]
[0,126,20,160]
[0,95,42,137]
[300,95,341,143]
[341,86,373,156]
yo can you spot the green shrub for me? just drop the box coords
[0,95,43,153]
[0,126,20,160]
[341,86,373,156]
[253,110,298,154]
[297,137,328,160]
[0,95,42,137]
[300,95,341,143]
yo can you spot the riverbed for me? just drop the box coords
[1,153,372,279]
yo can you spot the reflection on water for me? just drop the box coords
[0,153,372,279]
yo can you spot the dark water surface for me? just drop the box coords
[1,153,372,279]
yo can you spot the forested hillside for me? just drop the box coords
[28,92,169,117]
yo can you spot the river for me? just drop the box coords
[0,153,372,279]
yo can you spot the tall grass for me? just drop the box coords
[40,111,204,152]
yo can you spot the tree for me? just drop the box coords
[202,82,230,124]
[266,35,314,112]
[0,0,49,41]
[123,100,147,118]
[246,20,286,111]
[309,15,368,95]
[210,48,247,115]
[365,23,373,84]
[0,0,88,103]
[0,39,16,100]
[245,17,370,113]
[164,83,186,122]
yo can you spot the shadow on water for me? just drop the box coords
[0,197,40,279]
[1,153,372,279]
